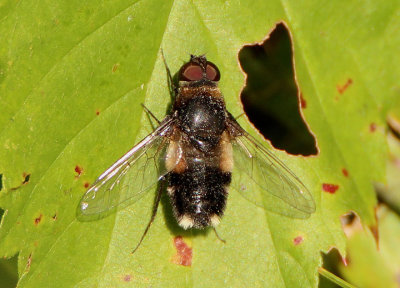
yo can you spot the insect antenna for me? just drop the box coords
[131,180,165,254]
[160,49,177,101]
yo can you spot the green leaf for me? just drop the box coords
[0,0,397,287]
[375,132,400,213]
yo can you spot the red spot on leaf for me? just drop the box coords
[172,236,192,266]
[123,275,131,282]
[34,214,42,225]
[84,182,90,188]
[342,168,349,177]
[337,78,353,94]
[75,165,83,178]
[370,122,377,132]
[96,110,100,115]
[322,183,339,194]
[299,93,307,108]
[293,236,303,245]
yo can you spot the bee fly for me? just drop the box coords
[78,54,315,252]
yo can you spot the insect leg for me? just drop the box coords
[131,180,165,254]
[213,227,226,244]
[141,103,161,125]
[160,49,178,100]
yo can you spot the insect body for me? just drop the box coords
[167,57,232,228]
[78,55,315,248]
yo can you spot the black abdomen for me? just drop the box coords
[168,166,231,229]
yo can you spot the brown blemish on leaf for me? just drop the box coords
[322,183,339,194]
[84,182,90,188]
[369,122,377,132]
[123,275,132,282]
[342,168,349,177]
[112,63,120,73]
[293,236,303,245]
[96,110,100,116]
[75,165,83,178]
[34,214,42,225]
[337,78,353,94]
[52,214,57,220]
[369,206,380,249]
[26,254,32,271]
[10,172,31,190]
[171,236,192,267]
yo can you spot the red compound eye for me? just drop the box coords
[179,59,221,82]
[179,63,203,81]
[206,61,220,81]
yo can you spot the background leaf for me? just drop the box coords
[0,0,398,287]
[339,206,400,288]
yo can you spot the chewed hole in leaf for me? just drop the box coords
[22,173,30,184]
[387,115,400,138]
[319,248,347,287]
[340,211,362,238]
[239,22,317,156]
[0,254,18,287]
[10,172,31,191]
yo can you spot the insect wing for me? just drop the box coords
[78,118,178,219]
[231,131,315,218]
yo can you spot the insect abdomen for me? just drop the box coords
[168,166,231,229]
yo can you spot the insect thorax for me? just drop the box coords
[175,86,227,153]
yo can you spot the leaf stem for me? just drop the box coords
[318,267,358,288]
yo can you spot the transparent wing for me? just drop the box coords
[229,121,315,218]
[77,117,178,220]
